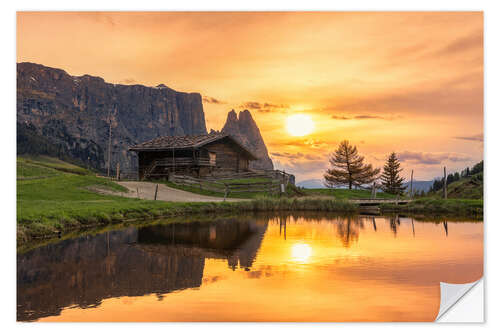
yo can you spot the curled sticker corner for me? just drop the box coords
[435,278,482,321]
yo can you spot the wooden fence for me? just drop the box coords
[169,174,281,199]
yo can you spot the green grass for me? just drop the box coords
[17,160,59,178]
[158,178,280,199]
[380,198,483,217]
[302,188,397,200]
[18,155,92,176]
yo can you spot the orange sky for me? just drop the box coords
[17,12,483,182]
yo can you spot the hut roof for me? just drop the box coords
[129,133,258,159]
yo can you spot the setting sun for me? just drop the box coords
[286,114,315,137]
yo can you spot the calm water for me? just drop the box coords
[17,213,483,322]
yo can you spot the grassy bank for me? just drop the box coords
[380,198,483,217]
[302,188,397,199]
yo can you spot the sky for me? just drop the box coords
[17,12,483,182]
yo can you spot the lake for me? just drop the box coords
[17,213,483,322]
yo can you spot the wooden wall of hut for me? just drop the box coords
[203,138,250,174]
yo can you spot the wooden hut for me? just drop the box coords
[129,133,257,180]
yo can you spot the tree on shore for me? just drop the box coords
[324,140,380,189]
[380,152,406,195]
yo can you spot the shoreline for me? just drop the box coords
[17,197,482,247]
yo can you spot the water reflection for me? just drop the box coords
[17,214,483,322]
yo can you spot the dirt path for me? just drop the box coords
[100,181,248,202]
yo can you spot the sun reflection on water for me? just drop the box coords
[291,243,312,263]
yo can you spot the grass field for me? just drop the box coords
[380,198,483,217]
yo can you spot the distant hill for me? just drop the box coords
[403,180,434,193]
[296,179,326,189]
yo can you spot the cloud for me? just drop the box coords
[398,151,471,165]
[453,133,483,142]
[331,114,388,120]
[202,96,226,104]
[326,75,482,118]
[270,151,321,161]
[240,101,289,113]
[280,138,330,149]
[435,30,483,57]
[121,78,137,84]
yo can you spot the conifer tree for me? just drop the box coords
[324,140,380,189]
[380,152,406,195]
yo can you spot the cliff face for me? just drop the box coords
[221,110,274,170]
[17,62,207,171]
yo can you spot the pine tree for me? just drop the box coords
[324,140,380,189]
[380,152,406,195]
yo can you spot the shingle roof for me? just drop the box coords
[129,133,257,159]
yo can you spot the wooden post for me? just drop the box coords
[116,163,120,180]
[371,182,376,199]
[410,169,413,198]
[136,187,140,199]
[154,184,158,200]
[443,166,447,199]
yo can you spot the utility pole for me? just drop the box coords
[410,170,414,198]
[443,166,447,199]
[107,112,112,177]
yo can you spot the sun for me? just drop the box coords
[286,114,315,137]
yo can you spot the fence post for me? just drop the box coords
[154,184,158,200]
[136,187,140,199]
[223,184,228,202]
[371,182,376,199]
[116,163,120,181]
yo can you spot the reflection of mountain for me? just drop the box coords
[17,218,268,321]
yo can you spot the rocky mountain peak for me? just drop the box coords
[221,109,273,170]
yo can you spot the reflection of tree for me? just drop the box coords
[443,221,448,237]
[279,215,288,240]
[388,215,401,236]
[336,216,362,248]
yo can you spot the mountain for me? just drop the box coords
[403,180,434,193]
[296,179,326,189]
[17,62,207,171]
[221,110,273,170]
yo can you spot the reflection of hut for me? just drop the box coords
[137,219,268,270]
[129,133,257,180]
